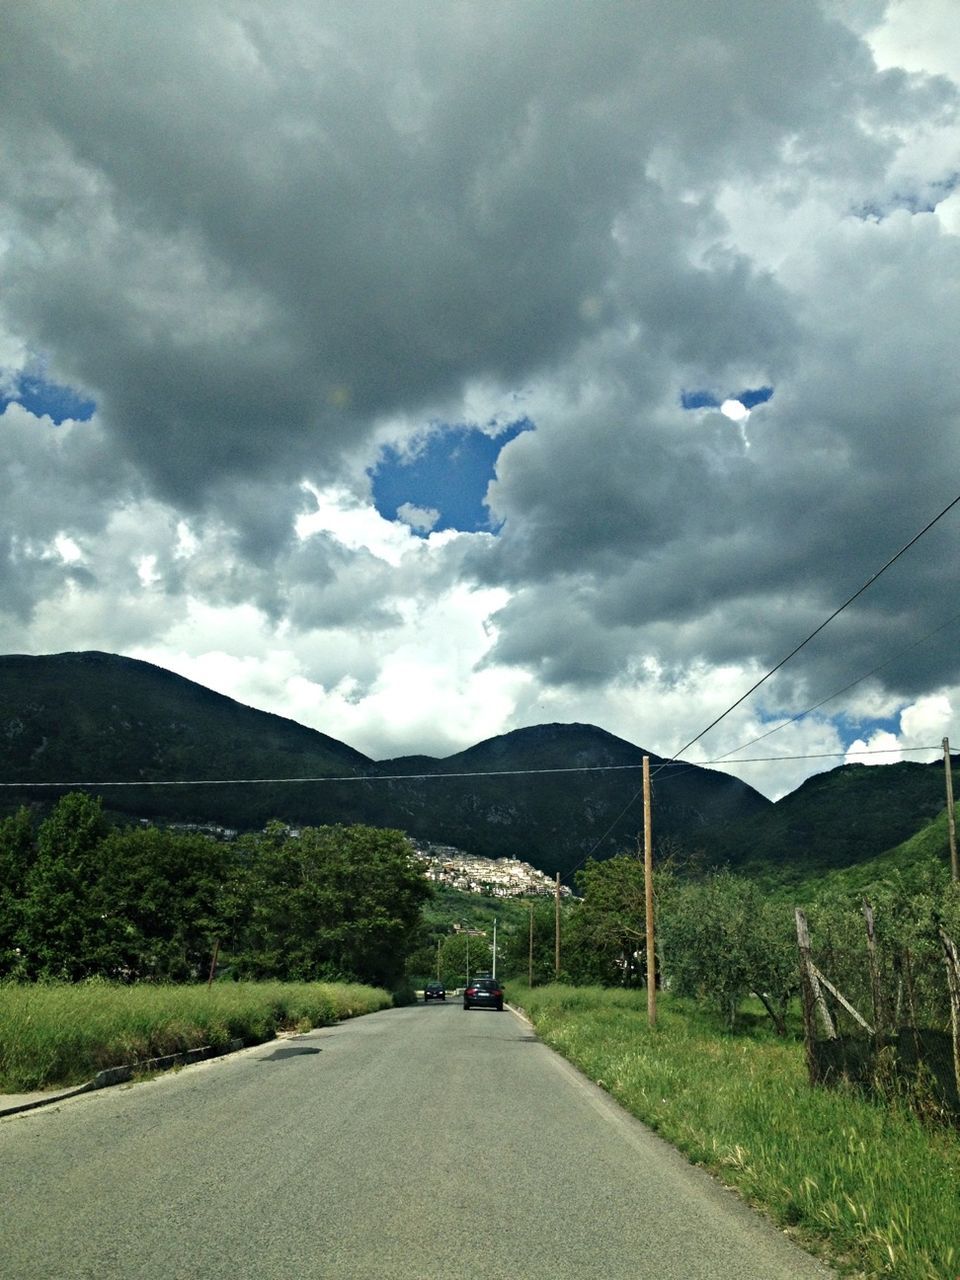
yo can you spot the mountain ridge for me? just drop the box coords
[0,650,768,876]
[3,650,955,883]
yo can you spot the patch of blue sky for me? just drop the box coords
[370,418,534,536]
[832,710,902,746]
[0,371,96,425]
[680,386,773,411]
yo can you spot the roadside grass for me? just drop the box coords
[0,980,391,1092]
[511,983,960,1280]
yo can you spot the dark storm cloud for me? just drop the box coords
[0,2,917,514]
[2,0,959,766]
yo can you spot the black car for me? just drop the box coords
[424,982,446,1001]
[463,978,504,1011]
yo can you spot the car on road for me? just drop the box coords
[463,978,504,1011]
[424,982,446,1001]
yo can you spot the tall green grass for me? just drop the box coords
[513,984,960,1280]
[0,980,391,1092]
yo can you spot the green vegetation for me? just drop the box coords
[0,980,391,1092]
[1,794,430,988]
[405,885,568,987]
[512,984,960,1280]
[804,804,960,902]
[708,759,959,889]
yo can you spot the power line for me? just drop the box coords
[0,745,943,790]
[559,495,960,873]
[714,607,960,761]
[668,490,960,764]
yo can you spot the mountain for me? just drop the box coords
[792,802,959,904]
[370,722,771,875]
[0,651,377,831]
[0,651,769,878]
[9,651,951,886]
[705,757,958,892]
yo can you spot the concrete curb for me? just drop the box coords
[0,1037,247,1118]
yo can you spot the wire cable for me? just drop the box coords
[668,490,960,764]
[0,746,941,790]
[713,607,960,761]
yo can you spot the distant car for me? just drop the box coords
[424,982,446,1001]
[463,978,504,1011]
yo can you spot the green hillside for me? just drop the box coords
[795,803,959,903]
[0,652,769,877]
[0,651,377,830]
[376,723,770,877]
[706,758,958,892]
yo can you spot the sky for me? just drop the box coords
[1,0,959,802]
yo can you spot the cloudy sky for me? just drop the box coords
[2,0,959,800]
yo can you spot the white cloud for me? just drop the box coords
[865,0,960,80]
[396,502,440,533]
[846,731,903,766]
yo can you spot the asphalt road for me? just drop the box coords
[0,1001,834,1279]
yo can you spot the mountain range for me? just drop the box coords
[1,651,956,883]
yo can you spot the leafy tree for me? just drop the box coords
[657,871,798,1032]
[571,855,649,986]
[0,806,34,975]
[233,823,431,986]
[498,900,554,984]
[19,793,114,979]
[94,826,232,981]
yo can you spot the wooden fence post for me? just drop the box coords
[795,908,836,1084]
[863,899,884,1037]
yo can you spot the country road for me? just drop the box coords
[0,1001,833,1279]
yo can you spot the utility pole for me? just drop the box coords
[944,737,958,883]
[492,917,498,979]
[643,755,657,1028]
[436,937,442,981]
[555,873,561,980]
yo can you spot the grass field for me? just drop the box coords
[512,983,960,1280]
[0,980,392,1092]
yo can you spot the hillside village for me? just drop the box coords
[409,841,573,898]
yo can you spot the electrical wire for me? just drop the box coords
[668,490,960,764]
[713,608,960,761]
[0,746,942,790]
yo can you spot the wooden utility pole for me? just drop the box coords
[643,756,657,1027]
[554,873,561,980]
[944,737,958,883]
[863,899,883,1036]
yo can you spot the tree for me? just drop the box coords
[657,871,798,1033]
[571,855,649,986]
[233,823,431,986]
[19,793,114,979]
[94,826,232,981]
[0,807,34,975]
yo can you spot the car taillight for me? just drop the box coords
[466,987,477,995]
